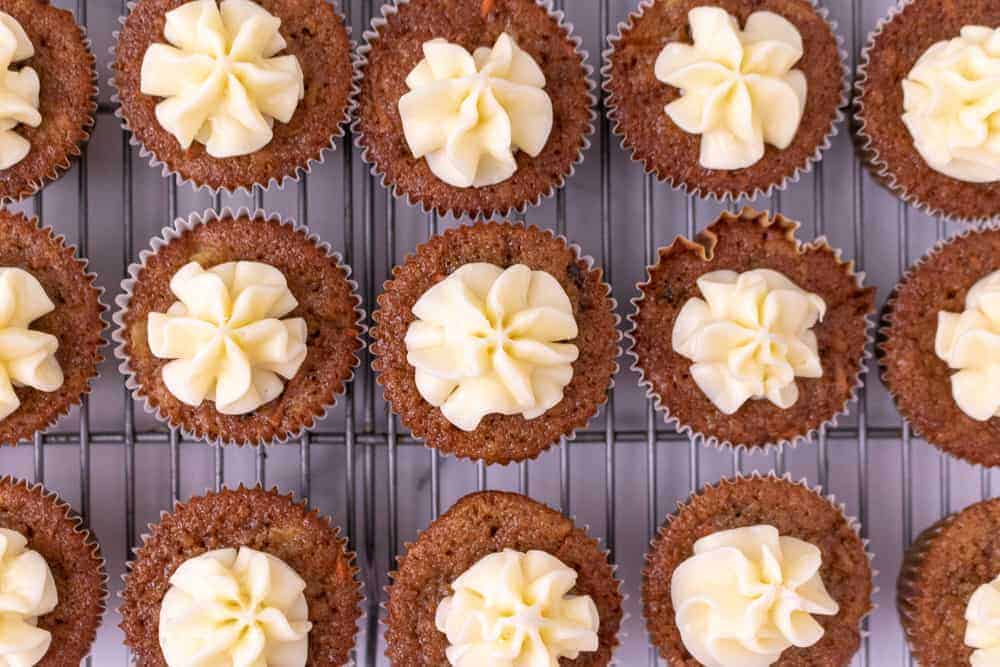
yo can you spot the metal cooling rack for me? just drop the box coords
[1,0,994,664]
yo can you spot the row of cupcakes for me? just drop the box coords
[0,205,995,468]
[1,0,996,223]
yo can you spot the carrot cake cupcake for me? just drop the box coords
[605,0,846,200]
[630,208,875,451]
[371,221,619,464]
[385,490,622,665]
[644,474,873,666]
[880,225,1000,466]
[0,475,106,665]
[120,485,362,666]
[856,0,1000,224]
[356,0,594,218]
[112,0,355,193]
[114,208,363,446]
[0,0,96,203]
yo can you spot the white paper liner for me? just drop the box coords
[1,7,99,204]
[0,475,109,662]
[118,483,365,667]
[854,0,1000,227]
[111,207,366,448]
[602,0,849,202]
[353,0,597,220]
[108,0,359,197]
[626,207,875,455]
[381,490,625,665]
[877,221,1000,465]
[370,220,622,466]
[642,472,878,663]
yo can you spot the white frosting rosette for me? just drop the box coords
[0,528,58,667]
[0,11,40,170]
[966,574,1000,667]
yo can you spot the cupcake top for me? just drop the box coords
[0,527,58,666]
[0,11,41,170]
[965,575,1000,665]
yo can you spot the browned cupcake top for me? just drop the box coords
[0,476,106,666]
[371,222,618,464]
[856,0,1000,224]
[605,0,843,199]
[0,0,95,203]
[119,211,362,446]
[356,0,592,218]
[900,498,1000,665]
[881,226,1000,466]
[120,486,361,667]
[644,475,872,666]
[0,210,104,446]
[386,491,622,666]
[630,208,874,449]
[113,0,354,193]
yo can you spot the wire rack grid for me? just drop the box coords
[0,0,995,665]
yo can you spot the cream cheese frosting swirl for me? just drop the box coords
[398,32,554,188]
[935,269,1000,421]
[966,574,1000,666]
[435,549,600,667]
[0,268,63,421]
[671,525,839,667]
[901,26,1000,183]
[654,6,807,170]
[404,263,578,431]
[671,269,825,415]
[0,528,58,667]
[0,12,41,170]
[140,0,305,158]
[159,547,312,667]
[146,261,307,415]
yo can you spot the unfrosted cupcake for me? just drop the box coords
[644,474,873,666]
[120,485,362,666]
[855,0,1000,224]
[112,0,355,193]
[880,225,1000,466]
[605,0,846,200]
[371,221,619,464]
[630,208,874,451]
[385,491,622,665]
[114,208,363,446]
[0,0,96,203]
[356,0,594,218]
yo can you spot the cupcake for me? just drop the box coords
[355,0,595,219]
[899,498,1000,664]
[120,485,362,666]
[880,225,999,467]
[629,208,875,451]
[0,0,96,203]
[0,209,104,446]
[644,474,873,666]
[0,475,107,665]
[112,0,355,194]
[113,208,363,446]
[371,221,619,464]
[604,0,846,200]
[855,0,1000,224]
[385,490,622,665]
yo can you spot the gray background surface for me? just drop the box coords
[0,0,991,664]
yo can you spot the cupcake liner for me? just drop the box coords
[1,9,98,204]
[111,206,366,448]
[0,475,109,661]
[602,0,849,202]
[877,221,1000,466]
[627,207,875,454]
[854,0,999,226]
[370,221,622,465]
[353,0,597,220]
[119,484,365,667]
[643,472,878,661]
[896,510,955,660]
[109,0,359,197]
